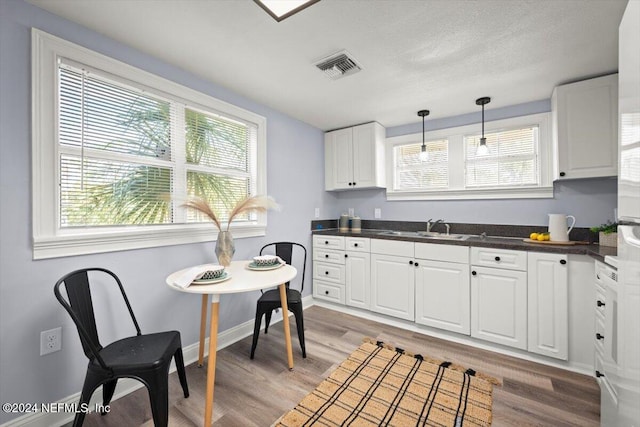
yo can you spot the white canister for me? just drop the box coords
[548,214,576,242]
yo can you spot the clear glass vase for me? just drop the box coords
[215,230,235,266]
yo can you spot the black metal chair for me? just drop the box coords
[250,242,307,359]
[54,268,189,427]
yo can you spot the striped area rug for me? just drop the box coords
[276,339,499,426]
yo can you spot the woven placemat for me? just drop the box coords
[276,338,499,426]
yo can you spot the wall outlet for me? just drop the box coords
[40,327,62,356]
[314,207,320,219]
[374,208,381,219]
[348,208,355,216]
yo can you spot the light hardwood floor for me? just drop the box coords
[76,305,600,426]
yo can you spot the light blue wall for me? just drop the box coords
[0,1,332,422]
[0,0,619,422]
[329,101,618,228]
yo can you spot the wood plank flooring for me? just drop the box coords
[75,305,600,426]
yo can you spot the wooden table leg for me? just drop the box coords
[204,297,220,427]
[278,284,294,370]
[198,294,208,367]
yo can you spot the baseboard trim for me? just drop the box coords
[0,295,314,427]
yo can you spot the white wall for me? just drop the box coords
[0,1,333,423]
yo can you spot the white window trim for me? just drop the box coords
[32,29,268,259]
[386,113,553,201]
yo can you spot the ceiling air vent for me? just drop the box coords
[314,51,362,80]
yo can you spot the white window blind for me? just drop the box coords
[393,139,448,190]
[465,126,539,187]
[32,29,267,259]
[56,60,259,230]
[58,63,174,227]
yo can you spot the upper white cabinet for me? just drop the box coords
[527,252,569,360]
[325,122,386,190]
[552,74,618,180]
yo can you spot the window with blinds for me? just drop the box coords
[393,139,448,190]
[464,126,539,188]
[57,60,257,229]
[386,113,552,201]
[33,30,267,258]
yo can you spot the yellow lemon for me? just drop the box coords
[537,234,546,241]
[530,233,539,240]
[544,234,551,241]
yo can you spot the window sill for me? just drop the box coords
[386,186,554,201]
[33,224,266,260]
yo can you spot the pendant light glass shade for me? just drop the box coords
[417,109,430,162]
[475,97,491,156]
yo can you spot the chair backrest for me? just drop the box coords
[54,268,141,369]
[260,242,307,291]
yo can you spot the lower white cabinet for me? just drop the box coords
[415,259,470,335]
[345,251,371,309]
[471,266,528,350]
[370,253,415,321]
[527,252,568,360]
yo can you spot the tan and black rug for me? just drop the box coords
[277,339,499,426]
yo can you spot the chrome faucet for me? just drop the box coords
[426,219,443,232]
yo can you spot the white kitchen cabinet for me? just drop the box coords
[552,74,618,180]
[370,239,415,321]
[415,259,470,335]
[312,236,346,303]
[471,266,528,350]
[344,237,371,309]
[527,252,569,360]
[370,253,415,321]
[345,251,371,309]
[325,122,385,190]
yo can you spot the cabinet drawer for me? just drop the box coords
[314,281,345,304]
[313,235,345,250]
[314,248,345,264]
[346,237,370,252]
[415,243,469,264]
[370,239,414,257]
[471,247,526,271]
[313,261,345,284]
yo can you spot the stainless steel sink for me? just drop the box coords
[378,231,421,237]
[378,230,472,241]
[416,231,472,240]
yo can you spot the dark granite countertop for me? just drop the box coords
[311,228,617,262]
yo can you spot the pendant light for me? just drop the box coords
[475,97,491,156]
[417,109,430,161]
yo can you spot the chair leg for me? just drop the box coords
[174,348,189,398]
[141,368,170,427]
[73,371,101,427]
[250,308,263,359]
[102,379,118,414]
[264,309,273,334]
[292,303,306,358]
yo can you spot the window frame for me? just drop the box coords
[32,29,267,259]
[386,113,553,201]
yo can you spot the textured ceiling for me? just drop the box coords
[28,0,627,131]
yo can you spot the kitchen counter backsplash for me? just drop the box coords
[310,219,616,261]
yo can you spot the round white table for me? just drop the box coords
[166,260,298,426]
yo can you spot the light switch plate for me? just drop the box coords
[314,207,320,218]
[348,208,355,216]
[374,208,381,219]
